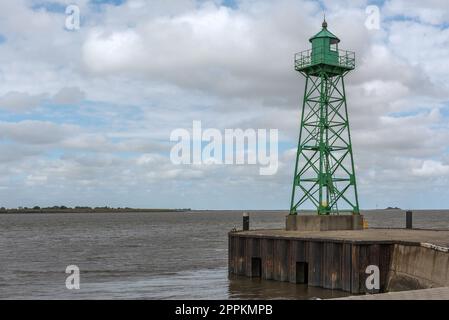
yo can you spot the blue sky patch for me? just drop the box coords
[31,1,67,13]
[90,0,127,7]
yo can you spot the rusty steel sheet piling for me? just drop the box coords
[228,229,449,294]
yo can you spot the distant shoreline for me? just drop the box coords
[0,207,192,214]
[1,208,448,215]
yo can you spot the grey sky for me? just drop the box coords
[0,0,448,209]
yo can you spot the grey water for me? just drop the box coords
[1,210,449,300]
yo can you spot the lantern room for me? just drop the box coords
[310,19,340,65]
[294,20,355,75]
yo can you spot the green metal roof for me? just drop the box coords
[309,24,340,43]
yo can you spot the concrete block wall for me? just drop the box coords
[387,244,449,291]
[286,215,364,231]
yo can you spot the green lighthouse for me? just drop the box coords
[310,19,340,65]
[290,19,360,215]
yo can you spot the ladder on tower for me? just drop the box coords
[327,154,339,215]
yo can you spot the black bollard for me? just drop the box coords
[406,211,413,229]
[243,212,249,231]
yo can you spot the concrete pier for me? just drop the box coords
[332,286,449,300]
[228,228,449,294]
[286,215,364,231]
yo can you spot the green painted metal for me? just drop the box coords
[290,20,360,216]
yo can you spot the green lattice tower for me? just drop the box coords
[290,20,360,215]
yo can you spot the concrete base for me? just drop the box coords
[229,229,449,294]
[286,214,363,231]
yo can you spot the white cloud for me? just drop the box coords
[412,160,449,177]
[383,0,449,25]
[0,91,46,112]
[0,87,86,112]
[81,2,317,101]
[0,120,78,144]
[52,87,86,105]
